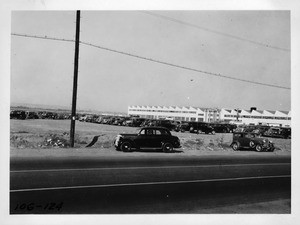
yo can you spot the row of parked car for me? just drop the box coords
[174,121,237,134]
[78,115,237,135]
[77,114,292,139]
[235,124,291,139]
[10,110,73,120]
[11,109,291,139]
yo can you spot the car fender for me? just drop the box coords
[230,141,240,147]
[161,136,177,147]
[118,137,135,147]
[161,140,174,148]
[161,138,171,146]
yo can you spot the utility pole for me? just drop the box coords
[70,10,81,147]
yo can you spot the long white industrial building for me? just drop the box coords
[128,105,291,127]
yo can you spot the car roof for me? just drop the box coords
[141,126,169,130]
[233,131,254,134]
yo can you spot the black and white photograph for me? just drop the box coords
[1,0,300,224]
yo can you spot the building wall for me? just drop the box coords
[219,109,291,127]
[128,106,201,121]
[128,106,220,123]
[128,106,291,127]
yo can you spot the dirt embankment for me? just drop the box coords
[10,120,291,152]
[10,131,291,153]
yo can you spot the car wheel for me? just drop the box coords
[249,141,255,148]
[255,144,263,152]
[162,143,173,153]
[120,142,132,152]
[232,142,239,151]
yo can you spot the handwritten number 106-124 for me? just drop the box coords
[14,202,63,211]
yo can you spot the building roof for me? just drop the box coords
[280,111,289,115]
[263,110,275,116]
[266,110,276,114]
[127,106,290,115]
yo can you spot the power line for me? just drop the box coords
[11,33,74,43]
[80,41,290,90]
[11,32,291,90]
[142,11,290,52]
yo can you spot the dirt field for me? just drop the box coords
[10,119,291,155]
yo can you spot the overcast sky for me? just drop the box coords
[11,11,290,113]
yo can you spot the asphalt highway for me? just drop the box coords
[10,153,291,214]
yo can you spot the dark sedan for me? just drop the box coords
[231,132,275,152]
[114,127,181,153]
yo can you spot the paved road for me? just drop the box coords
[10,153,291,214]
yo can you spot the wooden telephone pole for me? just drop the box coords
[70,10,81,147]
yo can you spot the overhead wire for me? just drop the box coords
[142,11,290,52]
[11,33,74,43]
[11,33,291,90]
